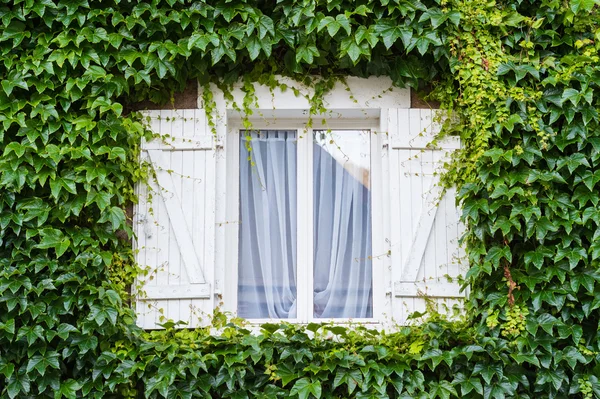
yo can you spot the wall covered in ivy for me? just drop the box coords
[1,0,599,397]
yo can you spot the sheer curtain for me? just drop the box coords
[238,130,297,319]
[313,139,373,318]
[238,129,372,320]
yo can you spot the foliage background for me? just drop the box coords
[1,0,600,397]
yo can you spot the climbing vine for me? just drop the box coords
[1,0,600,397]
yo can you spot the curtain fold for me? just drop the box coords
[238,129,372,320]
[238,131,297,319]
[313,140,373,318]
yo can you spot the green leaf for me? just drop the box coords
[472,363,503,385]
[537,313,558,335]
[503,11,526,26]
[333,369,363,394]
[335,14,351,35]
[510,353,539,367]
[295,44,319,64]
[524,247,553,269]
[429,380,458,399]
[57,323,78,340]
[484,246,511,268]
[536,368,566,390]
[570,0,598,13]
[36,228,64,249]
[290,378,322,399]
[99,206,126,230]
[59,379,82,399]
[561,88,580,106]
[0,360,15,380]
[257,15,274,39]
[7,372,30,399]
[373,21,412,49]
[246,36,261,61]
[26,352,60,376]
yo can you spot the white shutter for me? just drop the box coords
[134,109,216,329]
[387,109,466,324]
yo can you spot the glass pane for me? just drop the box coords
[313,130,373,318]
[238,130,297,319]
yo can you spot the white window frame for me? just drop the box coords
[133,77,466,331]
[223,118,386,325]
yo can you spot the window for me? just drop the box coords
[133,77,466,330]
[235,128,374,321]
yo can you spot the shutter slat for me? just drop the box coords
[387,107,465,324]
[144,284,211,300]
[400,172,442,282]
[394,282,463,298]
[135,109,216,329]
[147,149,206,284]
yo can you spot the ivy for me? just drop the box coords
[1,0,600,397]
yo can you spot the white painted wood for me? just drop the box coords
[401,173,443,282]
[147,149,206,284]
[142,136,213,150]
[211,76,410,115]
[222,123,240,313]
[385,108,465,325]
[394,282,463,298]
[370,124,385,321]
[144,284,211,300]
[298,127,311,323]
[391,109,460,150]
[135,109,216,329]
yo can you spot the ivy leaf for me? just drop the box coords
[537,313,558,335]
[188,32,212,51]
[59,379,82,399]
[0,359,15,380]
[57,323,78,340]
[4,142,26,158]
[98,206,126,230]
[7,372,31,399]
[503,11,526,26]
[335,14,351,35]
[472,363,503,385]
[561,88,580,106]
[536,368,566,390]
[570,0,598,13]
[274,362,298,387]
[257,15,274,39]
[556,153,589,174]
[290,378,322,399]
[561,346,588,369]
[36,228,70,257]
[524,247,554,269]
[373,21,412,49]
[333,369,363,394]
[452,373,483,396]
[295,44,319,64]
[340,37,362,63]
[246,37,261,60]
[423,9,448,29]
[510,353,539,367]
[26,352,60,376]
[429,380,458,399]
[484,246,511,268]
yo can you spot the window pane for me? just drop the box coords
[313,130,373,318]
[238,130,297,319]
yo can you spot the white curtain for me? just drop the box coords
[313,143,373,318]
[238,131,297,318]
[238,130,372,319]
